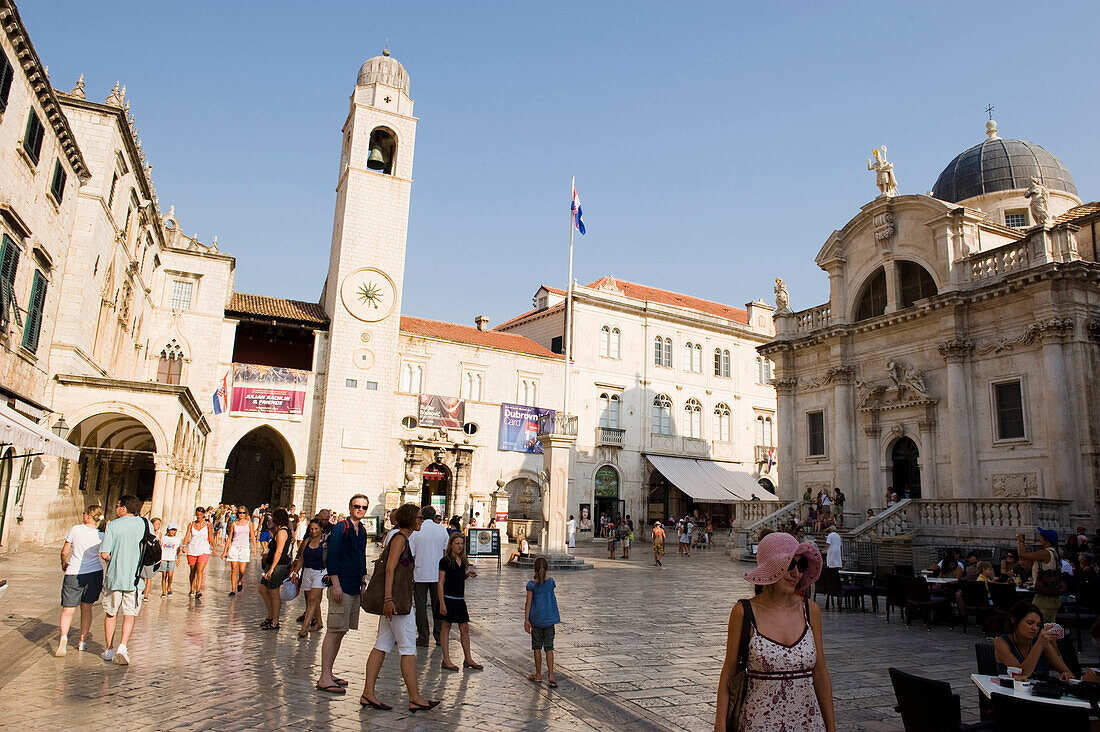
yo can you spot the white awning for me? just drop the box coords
[646,455,778,503]
[0,403,80,461]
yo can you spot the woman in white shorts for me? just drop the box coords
[290,518,326,637]
[221,506,257,596]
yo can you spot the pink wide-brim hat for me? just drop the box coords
[744,532,822,592]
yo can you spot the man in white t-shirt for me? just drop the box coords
[826,527,843,569]
[408,505,451,646]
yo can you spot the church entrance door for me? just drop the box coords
[421,462,450,517]
[891,437,921,499]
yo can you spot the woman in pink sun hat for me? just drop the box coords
[715,532,835,732]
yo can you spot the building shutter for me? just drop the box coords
[0,235,19,330]
[0,50,13,111]
[21,271,47,352]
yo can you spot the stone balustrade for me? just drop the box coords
[731,500,800,549]
[969,241,1030,282]
[849,498,1070,544]
[795,304,832,333]
[537,412,578,437]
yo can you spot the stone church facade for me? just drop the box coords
[763,120,1100,543]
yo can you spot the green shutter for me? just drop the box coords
[51,160,67,203]
[0,50,12,112]
[0,235,18,329]
[21,271,46,353]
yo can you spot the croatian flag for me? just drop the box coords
[212,369,231,415]
[766,448,776,473]
[571,178,585,235]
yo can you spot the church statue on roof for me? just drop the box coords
[867,145,898,197]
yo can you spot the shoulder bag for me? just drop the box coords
[725,598,756,731]
[361,533,415,615]
[1036,548,1065,596]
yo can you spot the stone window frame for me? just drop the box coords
[460,365,486,402]
[683,397,703,438]
[598,391,621,429]
[806,409,827,458]
[1004,209,1030,228]
[713,402,732,443]
[599,325,621,359]
[398,360,425,395]
[651,393,673,435]
[653,335,672,368]
[990,375,1030,445]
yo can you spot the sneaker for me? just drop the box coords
[101,648,115,662]
[55,636,67,657]
[167,591,173,596]
[195,592,202,599]
[114,645,130,665]
[77,641,87,651]
[161,593,167,598]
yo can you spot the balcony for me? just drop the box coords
[537,412,578,437]
[754,445,776,463]
[596,426,625,447]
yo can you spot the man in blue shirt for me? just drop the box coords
[99,494,147,665]
[316,494,369,694]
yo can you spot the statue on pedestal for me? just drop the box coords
[774,278,791,314]
[1026,177,1052,226]
[867,146,898,197]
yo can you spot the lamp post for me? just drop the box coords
[52,417,71,492]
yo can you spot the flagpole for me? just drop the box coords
[564,177,575,421]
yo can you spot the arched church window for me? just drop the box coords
[652,394,672,435]
[897,261,938,309]
[854,268,887,322]
[367,127,397,175]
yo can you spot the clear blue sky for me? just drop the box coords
[25,1,1100,324]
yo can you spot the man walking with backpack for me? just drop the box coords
[316,494,369,694]
[99,494,150,665]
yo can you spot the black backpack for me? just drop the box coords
[137,518,162,582]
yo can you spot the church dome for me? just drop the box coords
[356,49,409,94]
[931,130,1076,203]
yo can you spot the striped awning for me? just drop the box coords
[0,403,80,460]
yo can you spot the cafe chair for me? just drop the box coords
[988,582,1022,630]
[974,643,1001,721]
[894,564,915,577]
[990,691,1090,730]
[959,581,994,635]
[1057,636,1083,678]
[1057,580,1100,650]
[883,573,908,623]
[819,567,864,612]
[889,667,997,731]
[861,570,888,613]
[903,576,953,631]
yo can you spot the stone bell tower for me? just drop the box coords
[314,49,417,510]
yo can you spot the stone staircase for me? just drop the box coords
[506,552,593,571]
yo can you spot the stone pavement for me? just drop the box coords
[0,537,1030,730]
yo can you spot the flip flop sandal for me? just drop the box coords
[316,683,346,695]
[333,677,349,686]
[463,661,484,670]
[548,679,559,688]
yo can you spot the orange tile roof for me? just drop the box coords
[226,292,329,327]
[496,302,564,330]
[400,316,562,359]
[587,276,748,323]
[1055,201,1100,226]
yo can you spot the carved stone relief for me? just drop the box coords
[991,473,1038,498]
[975,318,1074,354]
[855,360,935,409]
[800,366,854,391]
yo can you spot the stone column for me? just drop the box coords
[540,432,576,555]
[938,338,975,498]
[774,377,798,500]
[150,454,173,520]
[832,366,857,505]
[918,415,938,498]
[453,449,473,520]
[1038,320,1077,498]
[883,259,900,314]
[864,419,881,513]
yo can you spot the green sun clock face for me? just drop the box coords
[340,267,396,322]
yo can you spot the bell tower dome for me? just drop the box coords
[314,49,418,510]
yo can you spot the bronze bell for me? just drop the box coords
[367,146,386,170]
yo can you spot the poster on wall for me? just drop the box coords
[230,364,308,415]
[418,394,465,429]
[578,503,592,531]
[498,403,555,453]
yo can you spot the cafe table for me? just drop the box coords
[971,674,1093,710]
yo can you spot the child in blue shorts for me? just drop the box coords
[524,556,561,687]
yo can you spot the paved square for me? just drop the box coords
[0,538,1003,730]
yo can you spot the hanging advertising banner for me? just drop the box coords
[498,403,555,454]
[230,364,308,415]
[418,394,465,429]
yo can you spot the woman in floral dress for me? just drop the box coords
[715,532,835,732]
